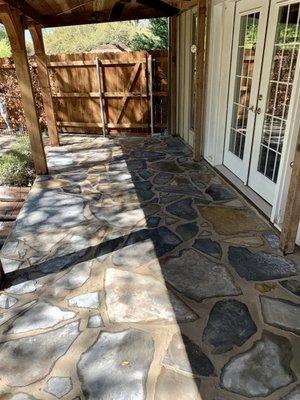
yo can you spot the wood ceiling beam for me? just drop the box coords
[108,0,131,22]
[136,0,179,16]
[43,5,170,27]
[0,0,45,25]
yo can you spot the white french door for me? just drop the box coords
[224,0,300,205]
[224,0,269,181]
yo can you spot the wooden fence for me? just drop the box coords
[0,50,168,137]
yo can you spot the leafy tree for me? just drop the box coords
[0,26,10,57]
[131,18,168,51]
[43,21,145,54]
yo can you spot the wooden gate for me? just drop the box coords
[0,50,168,136]
[48,51,150,136]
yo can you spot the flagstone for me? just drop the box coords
[221,332,295,397]
[15,190,86,233]
[124,226,182,258]
[78,329,154,400]
[228,247,297,281]
[45,377,72,398]
[261,296,300,335]
[193,238,222,259]
[147,216,161,228]
[0,293,18,309]
[0,321,79,387]
[1,134,300,400]
[176,222,199,241]
[280,279,300,297]
[68,292,100,309]
[205,184,236,202]
[154,367,202,400]
[166,198,197,220]
[53,261,91,294]
[162,249,241,302]
[153,172,174,185]
[9,394,37,400]
[264,232,280,248]
[6,302,75,334]
[199,206,267,235]
[163,333,214,377]
[6,278,42,295]
[203,300,257,354]
[281,385,300,399]
[134,181,155,201]
[90,204,146,228]
[150,160,185,173]
[87,315,103,328]
[112,239,157,269]
[222,236,264,248]
[159,193,183,205]
[105,268,198,323]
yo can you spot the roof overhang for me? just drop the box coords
[0,0,197,28]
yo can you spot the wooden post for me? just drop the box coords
[169,16,177,136]
[0,6,48,174]
[29,23,60,147]
[96,57,108,136]
[280,131,300,254]
[194,0,207,161]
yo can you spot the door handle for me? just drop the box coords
[248,105,255,112]
[255,108,262,115]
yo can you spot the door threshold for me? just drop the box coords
[215,165,272,219]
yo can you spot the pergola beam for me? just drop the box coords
[194,0,206,161]
[0,0,45,25]
[280,130,300,254]
[29,23,60,147]
[43,6,173,27]
[0,6,48,174]
[137,0,179,16]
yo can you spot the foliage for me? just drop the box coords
[0,27,10,58]
[131,18,168,51]
[43,21,145,54]
[244,20,298,49]
[0,136,35,186]
[0,57,46,131]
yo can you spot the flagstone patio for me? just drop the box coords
[0,134,299,400]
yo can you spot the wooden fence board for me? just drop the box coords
[0,50,168,136]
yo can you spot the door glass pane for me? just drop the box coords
[258,2,300,183]
[190,13,198,131]
[229,12,260,159]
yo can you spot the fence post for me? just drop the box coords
[96,57,107,136]
[148,54,155,136]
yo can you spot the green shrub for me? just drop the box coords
[0,136,35,187]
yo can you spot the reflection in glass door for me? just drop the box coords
[223,0,269,182]
[229,13,259,159]
[248,0,300,204]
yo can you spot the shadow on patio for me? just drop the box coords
[0,134,299,399]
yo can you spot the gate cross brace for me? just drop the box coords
[116,62,142,124]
